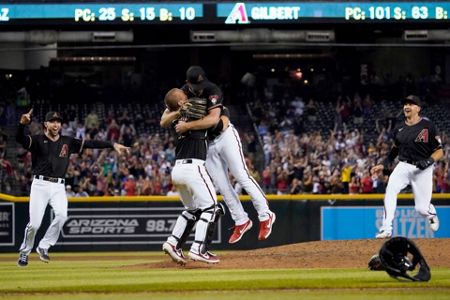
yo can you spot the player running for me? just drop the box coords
[371,95,443,238]
[16,109,129,267]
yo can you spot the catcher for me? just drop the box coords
[160,87,223,265]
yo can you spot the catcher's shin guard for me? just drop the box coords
[194,204,222,254]
[171,209,201,248]
[205,202,226,245]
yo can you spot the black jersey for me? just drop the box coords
[174,127,208,160]
[181,80,223,112]
[16,124,113,178]
[175,81,224,160]
[394,118,442,162]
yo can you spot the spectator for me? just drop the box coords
[66,185,76,197]
[349,176,361,194]
[124,174,136,196]
[107,119,121,142]
[361,170,373,193]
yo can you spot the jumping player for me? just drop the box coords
[16,109,129,267]
[175,66,275,243]
[160,87,221,265]
[371,95,443,238]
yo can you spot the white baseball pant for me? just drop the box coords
[169,159,217,253]
[206,123,272,225]
[379,161,436,233]
[19,177,68,254]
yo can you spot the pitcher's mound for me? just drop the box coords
[149,238,450,269]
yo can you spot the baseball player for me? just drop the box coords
[175,66,275,243]
[160,87,221,265]
[16,109,129,267]
[371,95,443,238]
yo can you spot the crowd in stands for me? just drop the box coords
[1,66,449,197]
[5,93,448,197]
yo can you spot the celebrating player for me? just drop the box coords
[160,87,222,265]
[175,66,276,244]
[371,95,443,238]
[16,109,129,267]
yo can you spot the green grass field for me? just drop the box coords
[1,252,449,300]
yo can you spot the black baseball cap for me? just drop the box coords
[186,65,207,90]
[403,95,422,107]
[45,111,63,122]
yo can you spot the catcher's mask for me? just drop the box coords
[377,237,431,282]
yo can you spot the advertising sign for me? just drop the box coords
[57,207,222,245]
[0,203,14,246]
[321,205,450,240]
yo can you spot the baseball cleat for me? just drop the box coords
[205,250,218,258]
[375,230,392,239]
[188,250,220,264]
[229,219,253,244]
[428,215,439,232]
[36,247,50,263]
[258,212,276,240]
[17,252,28,267]
[162,242,186,266]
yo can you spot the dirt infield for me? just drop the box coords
[144,238,450,269]
[3,238,447,270]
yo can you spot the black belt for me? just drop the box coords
[175,159,205,165]
[401,160,418,165]
[34,175,65,184]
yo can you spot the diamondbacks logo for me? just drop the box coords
[415,129,429,143]
[225,3,250,24]
[59,144,68,157]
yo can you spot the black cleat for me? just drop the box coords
[17,252,28,267]
[36,247,50,263]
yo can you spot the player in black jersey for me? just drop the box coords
[174,65,223,135]
[16,109,129,267]
[160,87,221,265]
[371,95,444,238]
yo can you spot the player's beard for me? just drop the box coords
[45,124,60,138]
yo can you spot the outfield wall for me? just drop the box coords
[0,194,449,252]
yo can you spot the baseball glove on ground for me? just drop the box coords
[180,97,208,120]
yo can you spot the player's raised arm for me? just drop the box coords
[16,108,33,149]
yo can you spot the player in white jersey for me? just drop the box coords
[207,107,275,243]
[371,95,443,238]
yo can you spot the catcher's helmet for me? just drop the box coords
[376,237,431,282]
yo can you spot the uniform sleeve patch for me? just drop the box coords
[209,95,219,105]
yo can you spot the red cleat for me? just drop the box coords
[258,213,276,240]
[228,219,253,244]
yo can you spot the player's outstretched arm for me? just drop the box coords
[81,139,129,155]
[113,142,130,155]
